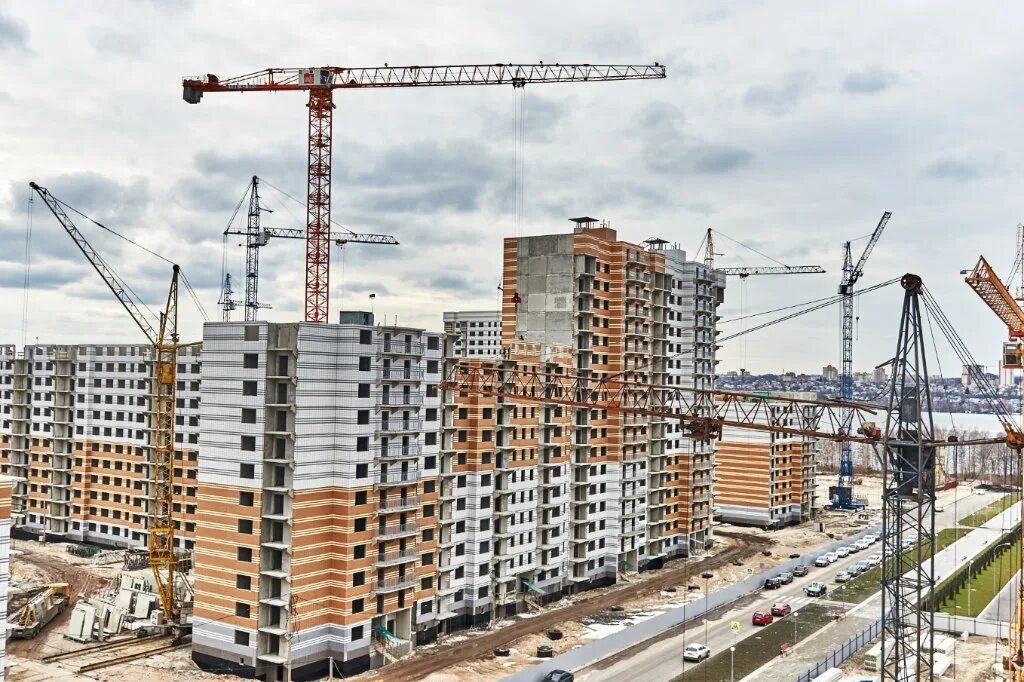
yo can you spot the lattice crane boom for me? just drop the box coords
[185,62,666,323]
[29,182,181,623]
[720,265,826,277]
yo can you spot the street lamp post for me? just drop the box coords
[792,610,799,647]
[730,645,736,682]
[701,571,713,682]
[967,557,976,617]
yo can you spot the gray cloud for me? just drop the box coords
[0,12,28,53]
[690,145,754,174]
[416,272,492,297]
[743,72,815,116]
[634,103,754,176]
[89,28,146,58]
[842,67,899,94]
[922,157,991,181]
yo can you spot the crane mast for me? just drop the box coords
[831,211,891,509]
[29,182,181,623]
[184,62,666,323]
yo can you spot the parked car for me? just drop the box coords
[835,571,852,583]
[836,546,852,558]
[542,671,575,682]
[814,556,830,568]
[805,581,828,597]
[826,552,840,563]
[683,643,711,662]
[752,610,774,626]
[855,539,872,550]
[771,602,792,617]
[764,577,783,590]
[847,564,864,577]
[793,564,809,577]
[855,560,872,573]
[867,554,882,566]
[777,571,794,585]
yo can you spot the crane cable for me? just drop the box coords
[50,196,210,324]
[921,288,1018,429]
[20,192,33,348]
[604,276,900,383]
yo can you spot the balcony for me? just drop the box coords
[379,443,422,460]
[378,522,419,540]
[377,469,421,486]
[377,392,424,408]
[375,419,423,436]
[378,367,424,382]
[378,495,420,512]
[376,549,418,567]
[376,575,418,592]
[377,339,424,356]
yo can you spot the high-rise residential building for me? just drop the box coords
[822,364,839,381]
[716,392,817,527]
[873,366,887,384]
[191,314,443,680]
[0,475,14,680]
[440,219,725,623]
[442,311,501,358]
[0,343,200,549]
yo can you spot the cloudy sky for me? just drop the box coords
[1,1,1021,376]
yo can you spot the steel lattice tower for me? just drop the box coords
[880,273,936,681]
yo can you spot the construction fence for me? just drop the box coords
[794,619,881,682]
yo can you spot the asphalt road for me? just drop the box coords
[577,489,1002,682]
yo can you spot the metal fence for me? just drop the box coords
[794,619,881,682]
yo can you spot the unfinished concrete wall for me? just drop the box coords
[515,234,576,347]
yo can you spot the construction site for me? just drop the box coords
[2,6,1024,682]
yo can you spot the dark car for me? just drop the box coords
[777,571,794,584]
[793,564,809,577]
[542,671,575,682]
[752,610,774,626]
[771,602,792,617]
[764,577,783,590]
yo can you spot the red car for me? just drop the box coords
[771,602,792,617]
[752,610,774,626]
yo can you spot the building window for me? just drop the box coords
[352,625,364,641]
[427,336,439,350]
[354,518,366,532]
[243,353,258,369]
[420,600,432,615]
[356,463,368,478]
[242,381,257,396]
[353,571,365,586]
[235,602,251,618]
[240,436,256,451]
[234,630,250,646]
[238,519,253,534]
[236,575,251,590]
[354,544,366,559]
[359,357,371,372]
[357,384,370,398]
[356,436,369,451]
[352,598,364,613]
[239,491,254,507]
[240,463,255,479]
[355,490,367,505]
[237,547,252,562]
[359,330,372,345]
[241,408,256,424]
[357,410,370,425]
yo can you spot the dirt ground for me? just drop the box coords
[841,634,1008,680]
[7,538,123,661]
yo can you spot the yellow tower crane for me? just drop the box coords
[29,182,182,624]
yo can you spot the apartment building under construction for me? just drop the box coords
[191,315,443,680]
[0,343,200,549]
[716,392,818,527]
[438,219,726,626]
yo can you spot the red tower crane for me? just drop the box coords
[183,63,666,322]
